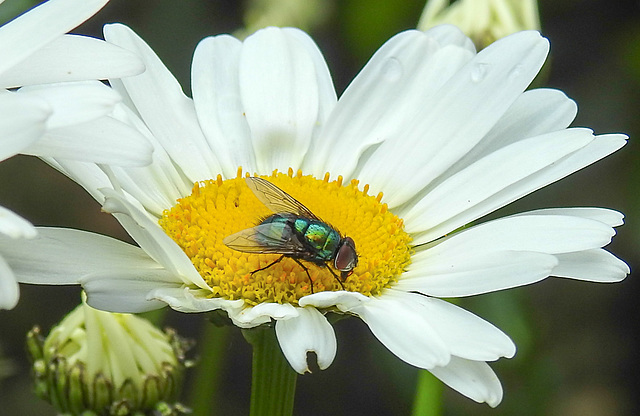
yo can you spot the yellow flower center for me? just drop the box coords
[159,168,412,305]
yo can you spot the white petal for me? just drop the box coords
[81,269,182,313]
[275,307,337,373]
[316,28,474,180]
[192,35,253,178]
[280,28,337,130]
[1,34,145,88]
[0,227,162,284]
[100,188,209,290]
[25,115,153,166]
[49,125,180,215]
[107,102,192,211]
[17,81,120,129]
[103,23,219,182]
[150,286,245,313]
[424,213,616,256]
[412,89,578,207]
[409,295,516,361]
[411,134,627,243]
[240,27,320,172]
[0,205,37,239]
[352,293,451,368]
[278,27,338,174]
[405,128,594,238]
[299,290,370,311]
[0,0,108,77]
[423,24,476,52]
[397,251,557,297]
[0,93,49,161]
[0,255,19,310]
[397,89,576,206]
[463,88,578,161]
[429,357,503,407]
[359,31,549,207]
[553,249,629,282]
[231,302,299,328]
[109,164,185,218]
[44,158,110,204]
[511,207,624,227]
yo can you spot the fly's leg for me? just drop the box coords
[292,258,314,294]
[250,254,285,275]
[326,267,346,290]
[251,255,316,294]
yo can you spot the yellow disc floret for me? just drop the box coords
[159,169,412,305]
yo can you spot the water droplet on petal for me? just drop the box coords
[470,63,490,83]
[508,64,524,82]
[381,57,403,83]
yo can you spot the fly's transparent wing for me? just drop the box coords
[223,222,307,255]
[246,177,319,220]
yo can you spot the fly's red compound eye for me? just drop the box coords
[335,237,357,272]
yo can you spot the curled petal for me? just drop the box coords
[299,290,370,311]
[0,206,36,239]
[231,302,299,328]
[553,249,629,283]
[0,255,19,310]
[429,357,503,407]
[276,307,337,373]
[150,287,245,314]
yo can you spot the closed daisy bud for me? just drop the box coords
[26,296,190,416]
[236,0,329,39]
[418,0,541,49]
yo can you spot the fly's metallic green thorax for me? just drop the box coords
[261,213,341,262]
[223,177,359,293]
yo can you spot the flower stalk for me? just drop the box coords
[243,326,297,416]
[188,323,230,416]
[412,370,443,416]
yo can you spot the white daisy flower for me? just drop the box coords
[2,23,628,406]
[0,0,153,309]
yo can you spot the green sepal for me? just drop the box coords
[26,326,45,362]
[162,364,178,400]
[68,362,88,415]
[92,373,113,411]
[51,357,70,412]
[109,399,133,416]
[32,358,50,401]
[118,378,139,408]
[141,375,161,409]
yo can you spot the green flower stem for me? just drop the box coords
[189,324,230,416]
[243,326,297,416]
[411,369,442,416]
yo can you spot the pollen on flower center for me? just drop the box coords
[159,168,412,305]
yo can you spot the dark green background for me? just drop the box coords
[1,0,639,415]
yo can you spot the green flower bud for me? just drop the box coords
[235,0,330,39]
[26,296,190,416]
[418,0,541,49]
